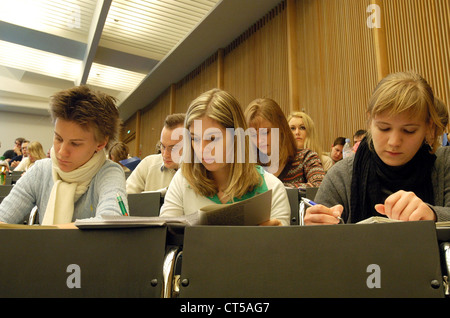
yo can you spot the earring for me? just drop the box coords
[423,139,432,151]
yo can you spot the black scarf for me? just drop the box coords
[349,138,436,223]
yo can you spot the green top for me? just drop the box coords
[207,166,268,204]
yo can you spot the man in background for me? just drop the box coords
[126,113,185,194]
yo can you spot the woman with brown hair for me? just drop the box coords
[109,142,130,172]
[244,98,325,190]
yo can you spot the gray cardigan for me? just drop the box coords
[0,158,128,224]
[315,146,450,223]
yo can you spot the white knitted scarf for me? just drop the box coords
[42,147,106,225]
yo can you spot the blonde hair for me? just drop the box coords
[287,111,324,157]
[26,141,47,169]
[245,98,297,166]
[182,89,261,199]
[366,71,442,153]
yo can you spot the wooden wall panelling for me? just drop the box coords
[217,48,224,89]
[286,0,299,113]
[126,0,448,155]
[383,0,449,107]
[371,0,389,81]
[295,0,378,151]
[223,1,289,114]
[134,110,141,156]
[174,53,218,114]
[122,112,137,156]
[139,88,171,157]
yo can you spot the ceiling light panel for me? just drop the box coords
[101,0,220,59]
[0,40,81,80]
[87,63,146,92]
[0,0,96,42]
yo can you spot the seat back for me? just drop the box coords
[128,192,163,217]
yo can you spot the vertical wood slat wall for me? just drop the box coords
[294,0,378,150]
[384,0,449,107]
[123,0,449,157]
[223,2,290,114]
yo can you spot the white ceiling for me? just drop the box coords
[0,0,282,120]
[0,0,220,116]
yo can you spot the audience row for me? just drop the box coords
[0,71,449,228]
[1,139,48,174]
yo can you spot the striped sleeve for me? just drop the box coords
[279,149,325,189]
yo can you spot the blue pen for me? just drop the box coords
[301,197,344,224]
[301,197,317,207]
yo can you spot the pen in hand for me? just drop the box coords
[116,193,128,216]
[301,197,344,224]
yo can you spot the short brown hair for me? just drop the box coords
[49,85,121,149]
[108,142,129,163]
[164,113,185,129]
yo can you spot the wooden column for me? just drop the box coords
[371,0,389,82]
[286,0,299,113]
[134,110,141,157]
[169,83,176,114]
[217,49,224,89]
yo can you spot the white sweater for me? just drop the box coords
[160,168,291,226]
[0,158,127,224]
[126,154,176,194]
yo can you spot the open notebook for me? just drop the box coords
[75,190,272,229]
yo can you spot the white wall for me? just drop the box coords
[0,111,54,156]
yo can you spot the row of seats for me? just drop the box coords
[1,171,22,186]
[0,185,318,225]
[127,187,318,226]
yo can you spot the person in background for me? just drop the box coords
[305,71,450,224]
[287,111,333,171]
[352,129,367,152]
[8,138,27,168]
[109,142,131,173]
[13,140,30,171]
[328,137,346,165]
[2,149,15,161]
[23,141,47,172]
[126,113,185,194]
[245,98,325,190]
[160,89,290,226]
[0,85,127,228]
[433,97,449,146]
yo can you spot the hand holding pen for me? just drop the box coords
[301,198,344,225]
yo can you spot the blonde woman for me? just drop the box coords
[245,98,325,190]
[160,89,290,226]
[287,111,333,171]
[305,71,450,224]
[0,85,127,227]
[24,141,47,171]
